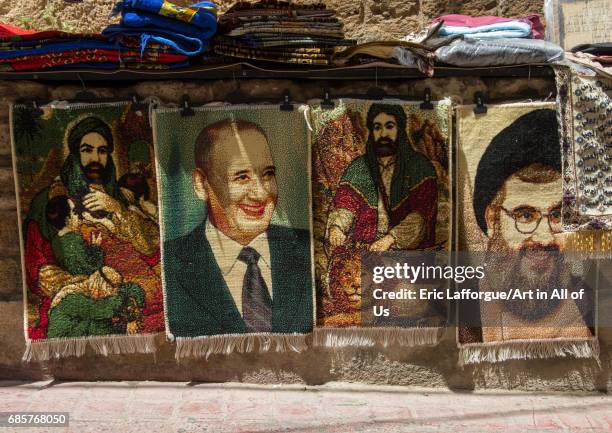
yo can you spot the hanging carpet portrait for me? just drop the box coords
[154,104,314,358]
[12,101,164,361]
[310,99,452,348]
[455,102,598,365]
[555,66,612,233]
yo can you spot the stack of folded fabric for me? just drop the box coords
[105,0,218,64]
[0,24,189,72]
[333,23,462,76]
[214,0,355,66]
[430,14,565,67]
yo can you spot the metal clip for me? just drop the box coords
[29,100,43,118]
[180,95,195,117]
[130,94,144,113]
[473,92,487,114]
[420,88,433,110]
[279,90,294,111]
[321,88,334,110]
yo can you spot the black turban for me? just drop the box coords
[473,109,561,233]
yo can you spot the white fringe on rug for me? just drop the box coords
[312,327,442,348]
[175,333,308,360]
[458,338,600,366]
[23,333,159,362]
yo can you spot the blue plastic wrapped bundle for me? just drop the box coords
[121,10,215,40]
[102,25,208,56]
[107,0,218,60]
[112,0,217,31]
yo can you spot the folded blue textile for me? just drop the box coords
[439,21,532,39]
[112,0,217,30]
[103,25,207,56]
[122,10,215,40]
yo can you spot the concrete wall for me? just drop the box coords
[0,76,611,391]
[1,0,544,42]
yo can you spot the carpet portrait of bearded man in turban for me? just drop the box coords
[22,113,162,340]
[326,103,438,254]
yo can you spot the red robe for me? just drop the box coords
[332,155,438,249]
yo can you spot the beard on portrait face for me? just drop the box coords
[485,224,565,321]
[374,136,398,158]
[81,161,106,184]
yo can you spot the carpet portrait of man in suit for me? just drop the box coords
[163,118,313,337]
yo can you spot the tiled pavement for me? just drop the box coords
[1,381,611,433]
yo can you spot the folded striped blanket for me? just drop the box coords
[216,0,353,63]
[213,44,331,65]
[0,24,196,71]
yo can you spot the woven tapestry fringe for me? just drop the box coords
[458,338,600,366]
[312,327,441,348]
[175,333,308,359]
[23,333,159,362]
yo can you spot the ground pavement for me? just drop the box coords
[0,381,611,433]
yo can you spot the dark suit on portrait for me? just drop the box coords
[163,221,313,337]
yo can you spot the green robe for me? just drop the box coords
[51,232,104,276]
[47,293,123,338]
[48,233,146,338]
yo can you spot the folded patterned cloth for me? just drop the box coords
[49,60,191,70]
[432,14,544,39]
[0,40,117,59]
[215,0,354,65]
[571,43,612,56]
[595,55,612,64]
[219,15,340,33]
[333,41,436,75]
[0,29,108,45]
[227,27,344,38]
[219,0,335,19]
[213,43,331,64]
[435,38,564,66]
[112,0,217,30]
[0,23,37,37]
[0,48,187,71]
[0,26,192,71]
[564,52,612,78]
[214,43,330,59]
[225,37,354,49]
[439,21,532,39]
[214,37,334,54]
